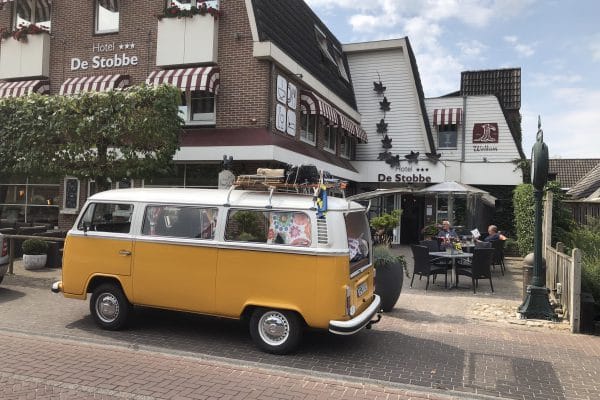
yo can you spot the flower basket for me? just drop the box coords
[156,3,220,21]
[0,24,49,42]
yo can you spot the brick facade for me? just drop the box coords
[0,1,359,228]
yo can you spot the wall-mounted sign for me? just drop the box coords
[70,42,139,71]
[275,74,298,135]
[276,75,287,104]
[286,109,296,136]
[377,164,432,183]
[287,82,297,108]
[473,123,498,143]
[276,103,286,132]
[63,177,80,213]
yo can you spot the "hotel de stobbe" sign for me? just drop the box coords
[70,42,139,71]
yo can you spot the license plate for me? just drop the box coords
[357,281,368,297]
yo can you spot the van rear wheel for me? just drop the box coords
[249,308,302,354]
[90,283,132,331]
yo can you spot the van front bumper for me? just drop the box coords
[51,280,63,294]
[328,294,382,335]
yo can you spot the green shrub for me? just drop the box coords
[567,218,600,301]
[504,238,519,256]
[513,184,534,256]
[22,238,48,255]
[370,209,402,232]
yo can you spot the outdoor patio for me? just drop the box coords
[390,245,571,331]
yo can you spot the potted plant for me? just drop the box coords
[369,209,402,245]
[22,238,48,270]
[421,222,439,240]
[373,245,408,312]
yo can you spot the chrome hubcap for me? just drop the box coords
[258,311,289,346]
[96,293,119,323]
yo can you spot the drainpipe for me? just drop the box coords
[461,95,467,162]
[267,61,274,130]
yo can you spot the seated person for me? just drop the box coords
[477,225,505,242]
[437,220,458,249]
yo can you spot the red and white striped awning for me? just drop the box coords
[339,113,368,143]
[300,90,339,125]
[300,89,367,142]
[59,74,130,95]
[145,67,220,94]
[433,108,463,126]
[0,80,50,97]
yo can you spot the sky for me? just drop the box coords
[305,0,600,159]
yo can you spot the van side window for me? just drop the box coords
[225,210,312,247]
[142,205,218,239]
[77,203,134,233]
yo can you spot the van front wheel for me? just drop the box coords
[90,283,132,331]
[249,308,302,354]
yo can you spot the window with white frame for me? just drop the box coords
[300,111,318,144]
[95,0,119,34]
[324,126,337,152]
[332,47,349,81]
[13,0,52,30]
[340,134,354,159]
[437,124,458,149]
[314,25,336,64]
[179,90,216,125]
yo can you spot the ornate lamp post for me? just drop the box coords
[518,117,557,320]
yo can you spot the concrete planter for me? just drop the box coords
[23,254,47,270]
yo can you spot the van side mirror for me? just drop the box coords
[82,222,90,234]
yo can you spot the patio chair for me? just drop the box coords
[410,244,448,290]
[491,239,506,275]
[420,239,451,272]
[456,247,494,293]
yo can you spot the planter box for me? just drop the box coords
[23,254,48,270]
[0,33,50,79]
[156,14,218,67]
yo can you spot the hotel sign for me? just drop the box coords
[70,42,139,71]
[473,123,499,152]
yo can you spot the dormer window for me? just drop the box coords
[332,47,349,81]
[314,25,336,64]
[432,108,462,150]
[13,0,52,30]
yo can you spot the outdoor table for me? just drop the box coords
[430,251,473,288]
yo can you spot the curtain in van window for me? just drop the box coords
[267,212,311,247]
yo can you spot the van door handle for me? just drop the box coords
[119,250,132,256]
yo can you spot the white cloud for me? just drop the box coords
[522,89,600,158]
[504,36,535,57]
[529,72,582,88]
[457,40,487,58]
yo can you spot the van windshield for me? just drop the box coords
[345,211,371,274]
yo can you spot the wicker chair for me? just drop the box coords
[456,247,495,293]
[490,239,506,275]
[410,244,448,290]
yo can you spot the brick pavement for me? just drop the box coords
[1,257,600,399]
[0,331,468,400]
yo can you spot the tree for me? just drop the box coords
[0,84,182,190]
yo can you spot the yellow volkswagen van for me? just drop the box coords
[52,188,380,354]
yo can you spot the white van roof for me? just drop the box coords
[88,188,365,212]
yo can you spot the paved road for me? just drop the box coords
[1,262,599,399]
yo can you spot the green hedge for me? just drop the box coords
[513,184,534,256]
[568,219,600,302]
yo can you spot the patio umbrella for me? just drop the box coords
[417,181,494,226]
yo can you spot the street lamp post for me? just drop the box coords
[518,117,557,321]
